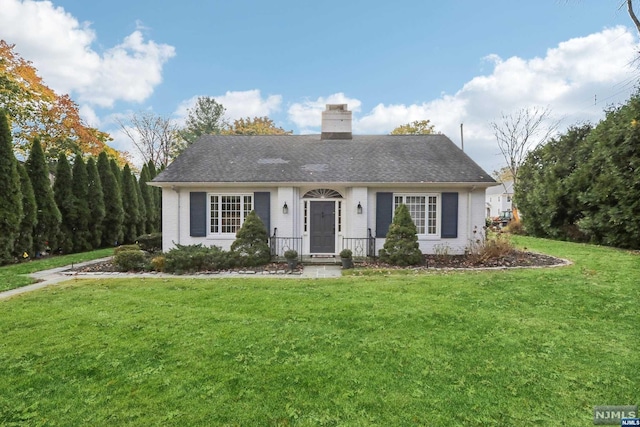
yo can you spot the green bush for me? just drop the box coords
[114,244,141,254]
[231,210,271,267]
[113,250,147,272]
[163,244,235,274]
[136,232,162,252]
[378,204,423,266]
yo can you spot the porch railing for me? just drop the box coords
[269,228,302,261]
[341,228,376,259]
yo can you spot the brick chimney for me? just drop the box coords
[321,104,352,140]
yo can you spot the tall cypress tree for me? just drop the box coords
[71,155,92,252]
[14,162,37,259]
[53,153,76,254]
[0,110,22,264]
[139,164,156,233]
[97,152,124,246]
[26,137,61,255]
[86,157,105,248]
[121,164,140,243]
[147,160,162,231]
[134,172,147,237]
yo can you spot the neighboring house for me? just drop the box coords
[151,104,496,257]
[485,180,514,218]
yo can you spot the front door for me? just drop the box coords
[310,201,335,253]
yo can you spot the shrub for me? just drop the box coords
[467,230,515,264]
[284,249,298,260]
[114,244,141,254]
[378,204,423,266]
[503,221,526,236]
[114,249,147,272]
[137,232,162,253]
[339,249,352,259]
[163,244,235,274]
[231,211,271,267]
[151,255,165,272]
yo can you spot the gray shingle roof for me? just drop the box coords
[152,134,495,184]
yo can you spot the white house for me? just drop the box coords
[485,180,514,218]
[151,104,496,257]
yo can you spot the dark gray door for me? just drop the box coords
[310,201,335,253]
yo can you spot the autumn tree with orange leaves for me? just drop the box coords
[0,40,125,162]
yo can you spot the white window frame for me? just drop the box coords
[208,193,253,235]
[393,193,440,237]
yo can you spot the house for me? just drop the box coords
[151,104,496,258]
[485,180,514,218]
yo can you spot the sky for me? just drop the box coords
[1,0,638,173]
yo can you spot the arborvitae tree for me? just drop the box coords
[53,153,76,254]
[26,137,61,255]
[121,163,140,244]
[231,210,271,267]
[97,151,124,246]
[14,163,37,259]
[147,160,162,231]
[0,110,22,264]
[110,158,122,188]
[139,164,156,234]
[378,204,423,266]
[86,157,105,248]
[134,173,147,237]
[71,155,92,252]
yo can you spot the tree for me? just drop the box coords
[53,153,76,254]
[626,0,640,37]
[0,110,22,263]
[490,106,559,188]
[97,151,124,246]
[26,137,61,255]
[146,160,162,231]
[121,164,140,244]
[517,124,592,240]
[138,164,156,234]
[177,96,226,149]
[390,119,435,135]
[0,40,124,161]
[86,157,105,248]
[134,172,147,238]
[378,204,423,266]
[222,116,292,135]
[14,162,37,259]
[117,111,179,169]
[71,155,92,252]
[231,211,271,267]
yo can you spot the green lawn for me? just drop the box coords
[0,248,114,292]
[0,237,638,426]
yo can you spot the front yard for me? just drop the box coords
[0,237,638,425]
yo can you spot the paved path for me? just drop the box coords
[0,259,343,301]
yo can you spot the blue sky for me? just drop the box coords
[1,0,638,172]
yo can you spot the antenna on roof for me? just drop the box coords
[460,123,464,152]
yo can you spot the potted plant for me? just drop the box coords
[284,249,298,270]
[339,248,353,269]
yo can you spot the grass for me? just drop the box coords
[0,237,638,426]
[0,248,114,292]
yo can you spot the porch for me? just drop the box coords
[269,228,376,262]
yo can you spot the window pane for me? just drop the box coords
[210,196,219,233]
[221,195,241,233]
[427,196,437,234]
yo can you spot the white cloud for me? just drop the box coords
[0,0,175,108]
[175,90,282,124]
[291,26,637,173]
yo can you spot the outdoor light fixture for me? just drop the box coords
[283,202,289,214]
[357,202,363,214]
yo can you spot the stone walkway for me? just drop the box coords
[0,259,343,301]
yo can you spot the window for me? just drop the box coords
[209,194,252,234]
[394,194,438,235]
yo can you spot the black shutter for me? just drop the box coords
[441,192,458,238]
[253,192,271,234]
[376,192,393,238]
[190,192,207,237]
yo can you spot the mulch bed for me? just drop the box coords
[70,251,566,274]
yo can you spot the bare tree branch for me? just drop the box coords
[627,0,640,35]
[117,112,179,168]
[490,106,559,188]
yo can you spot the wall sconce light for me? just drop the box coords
[283,202,289,214]
[357,201,363,214]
